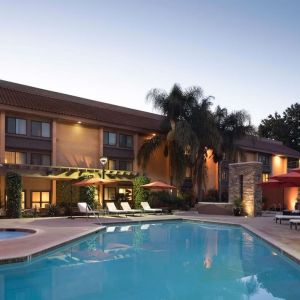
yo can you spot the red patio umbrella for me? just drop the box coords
[272,172,300,185]
[73,178,117,186]
[141,181,176,190]
[290,168,300,173]
[258,179,295,188]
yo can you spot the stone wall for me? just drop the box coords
[228,162,262,217]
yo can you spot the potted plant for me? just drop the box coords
[233,198,243,216]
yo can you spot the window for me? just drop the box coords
[119,134,133,148]
[104,131,117,146]
[119,160,133,171]
[262,173,270,182]
[108,159,117,170]
[5,151,27,164]
[31,121,51,138]
[258,154,270,166]
[31,191,50,209]
[21,191,25,209]
[104,187,116,201]
[118,187,133,201]
[31,153,51,166]
[6,117,26,135]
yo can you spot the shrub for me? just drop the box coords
[133,176,150,208]
[203,189,218,202]
[48,204,59,217]
[79,184,96,209]
[6,172,22,218]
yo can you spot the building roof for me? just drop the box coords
[0,80,163,132]
[236,136,300,158]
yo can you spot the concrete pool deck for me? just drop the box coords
[0,212,300,264]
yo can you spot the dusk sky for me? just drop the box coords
[0,0,299,126]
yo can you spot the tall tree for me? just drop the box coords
[138,84,199,186]
[213,106,254,201]
[258,103,300,151]
[138,84,220,201]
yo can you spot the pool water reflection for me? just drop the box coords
[0,221,300,299]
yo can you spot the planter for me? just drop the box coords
[233,207,242,216]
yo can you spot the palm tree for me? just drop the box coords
[138,84,200,187]
[138,84,220,201]
[178,98,220,201]
[214,106,255,201]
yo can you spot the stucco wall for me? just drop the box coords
[272,156,287,176]
[262,186,299,210]
[56,123,100,168]
[23,177,52,208]
[137,135,170,183]
[205,150,218,191]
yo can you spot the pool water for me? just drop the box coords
[0,230,31,240]
[1,221,300,300]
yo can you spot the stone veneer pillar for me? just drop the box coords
[228,162,262,217]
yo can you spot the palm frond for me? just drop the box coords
[137,134,164,170]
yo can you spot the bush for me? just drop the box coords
[133,176,150,208]
[6,172,22,218]
[202,189,218,202]
[48,204,59,217]
[78,175,96,209]
[149,191,190,210]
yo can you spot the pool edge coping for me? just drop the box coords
[181,217,300,265]
[1,216,300,266]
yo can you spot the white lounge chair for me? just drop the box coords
[274,214,300,224]
[141,224,150,230]
[141,202,163,214]
[120,202,142,216]
[106,226,116,233]
[106,202,128,216]
[289,219,300,230]
[77,202,101,219]
[120,225,131,232]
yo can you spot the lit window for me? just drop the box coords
[262,173,270,182]
[104,131,117,146]
[6,117,27,135]
[31,121,51,138]
[21,191,25,209]
[31,191,50,209]
[5,151,27,164]
[104,187,116,201]
[108,159,117,170]
[118,187,133,201]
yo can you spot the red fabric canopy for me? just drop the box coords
[73,178,117,186]
[141,181,176,190]
[271,172,300,186]
[258,178,295,188]
[290,168,300,173]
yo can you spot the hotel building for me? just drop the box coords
[0,80,299,211]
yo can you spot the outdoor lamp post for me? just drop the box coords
[100,157,108,179]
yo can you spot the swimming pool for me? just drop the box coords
[0,229,33,240]
[0,221,300,299]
